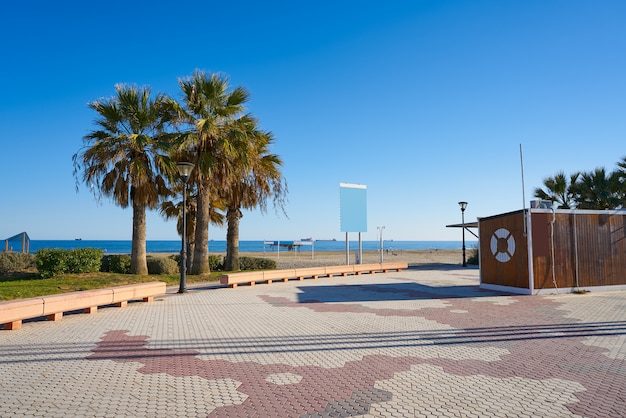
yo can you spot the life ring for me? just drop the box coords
[490,228,515,263]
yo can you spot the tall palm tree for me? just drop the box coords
[572,167,621,210]
[533,171,579,209]
[73,84,176,275]
[172,71,250,274]
[221,120,287,271]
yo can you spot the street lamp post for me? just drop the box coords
[458,201,468,267]
[177,162,194,293]
[377,226,385,263]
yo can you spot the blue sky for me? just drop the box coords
[2,0,625,241]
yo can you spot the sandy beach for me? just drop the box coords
[203,249,466,269]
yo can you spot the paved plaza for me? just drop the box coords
[1,266,626,417]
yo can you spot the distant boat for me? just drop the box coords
[316,238,336,242]
[75,237,82,241]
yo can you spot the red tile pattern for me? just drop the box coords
[88,285,626,417]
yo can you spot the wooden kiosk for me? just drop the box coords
[479,206,626,294]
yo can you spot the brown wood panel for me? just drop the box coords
[608,214,626,284]
[554,213,578,288]
[531,212,553,289]
[531,213,550,257]
[532,211,626,289]
[479,210,529,289]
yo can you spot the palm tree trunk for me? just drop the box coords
[131,200,148,275]
[191,181,210,274]
[224,206,241,271]
[187,242,195,272]
[185,206,196,273]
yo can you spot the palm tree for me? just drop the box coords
[221,120,287,271]
[159,183,226,271]
[73,84,176,275]
[160,183,197,271]
[572,167,621,210]
[615,156,626,208]
[172,71,250,274]
[533,171,579,209]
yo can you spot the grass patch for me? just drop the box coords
[0,271,221,301]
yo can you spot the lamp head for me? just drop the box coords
[177,162,194,183]
[458,201,468,211]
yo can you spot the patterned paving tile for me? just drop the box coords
[2,269,626,417]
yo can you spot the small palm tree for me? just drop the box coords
[533,171,579,209]
[159,183,226,271]
[73,84,176,275]
[572,167,621,210]
[160,184,197,271]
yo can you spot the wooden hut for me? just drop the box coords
[479,207,626,294]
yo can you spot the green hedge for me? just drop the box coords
[209,255,223,271]
[101,254,132,274]
[36,248,103,278]
[0,252,37,274]
[239,256,276,271]
[147,256,179,275]
[171,254,273,272]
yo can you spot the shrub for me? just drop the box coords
[168,254,271,272]
[0,252,37,274]
[147,256,179,275]
[101,254,132,274]
[467,247,479,265]
[239,256,276,271]
[36,248,103,278]
[209,255,223,271]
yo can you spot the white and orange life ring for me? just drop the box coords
[490,228,515,263]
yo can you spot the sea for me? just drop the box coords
[21,240,477,254]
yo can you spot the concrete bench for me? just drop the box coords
[0,281,166,330]
[295,267,326,280]
[354,262,407,274]
[219,262,407,288]
[263,269,297,284]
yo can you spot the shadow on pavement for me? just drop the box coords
[295,281,512,303]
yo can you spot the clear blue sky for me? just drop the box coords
[2,0,625,241]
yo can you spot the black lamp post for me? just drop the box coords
[458,201,468,267]
[377,226,385,263]
[177,162,194,293]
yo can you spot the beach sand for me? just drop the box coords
[201,249,466,269]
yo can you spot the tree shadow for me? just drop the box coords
[407,263,479,271]
[3,320,626,364]
[0,271,41,283]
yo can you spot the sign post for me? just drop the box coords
[339,183,367,265]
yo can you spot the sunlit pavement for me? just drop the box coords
[2,266,626,417]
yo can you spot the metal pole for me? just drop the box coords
[461,208,467,267]
[520,143,527,236]
[178,181,188,293]
[378,226,385,263]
